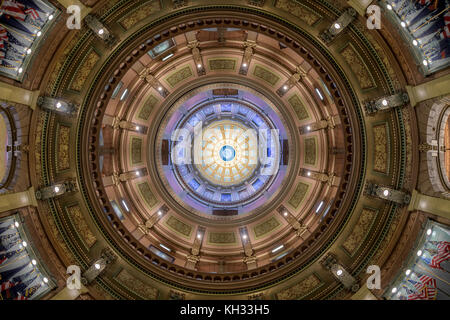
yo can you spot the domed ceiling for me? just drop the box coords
[4,0,449,301]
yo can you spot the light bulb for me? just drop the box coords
[417,250,422,256]
[94,263,101,270]
[405,269,411,276]
[32,259,37,265]
[387,4,392,10]
[383,189,390,197]
[43,277,48,283]
[98,29,104,35]
[427,229,432,235]
[334,23,341,29]
[158,86,163,91]
[37,31,42,37]
[412,40,418,46]
[26,48,32,54]
[48,14,53,20]
[382,99,388,106]
[54,186,60,193]
[242,63,247,67]
[18,67,23,74]
[336,269,343,276]
[391,287,397,293]
[56,102,62,109]
[14,221,19,228]
[22,241,27,247]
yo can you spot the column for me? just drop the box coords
[351,286,378,300]
[51,284,89,300]
[0,187,38,212]
[56,0,92,19]
[347,0,373,16]
[0,82,39,110]
[408,190,450,220]
[407,74,450,107]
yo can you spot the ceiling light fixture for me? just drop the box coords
[405,269,411,276]
[382,99,388,106]
[98,29,104,35]
[272,245,284,253]
[54,186,60,193]
[336,269,343,276]
[94,263,101,270]
[427,229,432,235]
[334,23,341,29]
[417,250,422,256]
[162,53,174,61]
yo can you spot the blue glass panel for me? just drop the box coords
[252,179,263,190]
[221,193,232,202]
[188,179,200,190]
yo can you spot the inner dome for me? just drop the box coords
[158,85,288,215]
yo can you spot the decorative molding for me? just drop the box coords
[276,274,322,300]
[372,123,390,174]
[340,44,375,90]
[342,208,378,256]
[274,0,321,26]
[165,65,193,88]
[131,137,143,165]
[115,269,159,299]
[66,204,97,250]
[253,65,280,86]
[56,124,70,172]
[253,217,281,238]
[288,94,310,121]
[118,1,160,30]
[304,137,317,166]
[137,95,158,120]
[165,216,193,238]
[288,181,309,209]
[137,182,158,209]
[69,48,100,92]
